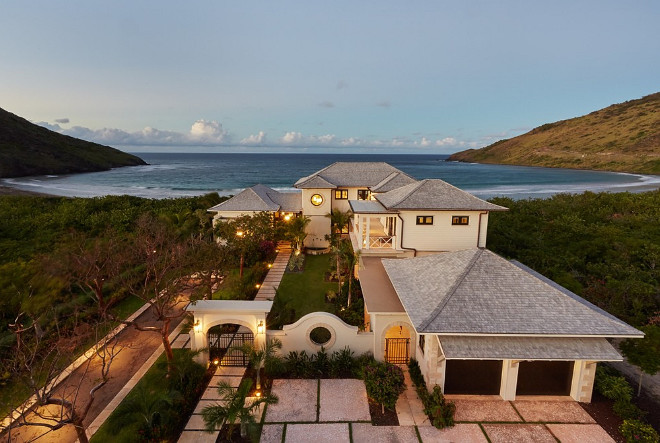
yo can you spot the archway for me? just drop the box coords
[207,323,254,366]
[384,324,411,364]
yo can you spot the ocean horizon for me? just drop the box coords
[3,151,660,200]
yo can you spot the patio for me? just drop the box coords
[260,379,615,442]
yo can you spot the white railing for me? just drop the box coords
[369,236,393,249]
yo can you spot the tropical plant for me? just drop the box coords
[108,384,179,440]
[286,215,311,254]
[202,379,277,440]
[233,338,283,390]
[339,240,360,307]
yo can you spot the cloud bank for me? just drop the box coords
[35,119,482,151]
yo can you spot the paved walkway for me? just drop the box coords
[255,241,292,301]
[396,368,430,426]
[259,379,615,443]
[178,366,247,443]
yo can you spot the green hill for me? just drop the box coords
[448,92,660,174]
[0,107,146,178]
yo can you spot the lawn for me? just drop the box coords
[274,254,337,322]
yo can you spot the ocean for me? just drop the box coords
[3,152,660,200]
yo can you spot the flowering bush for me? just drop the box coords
[620,419,659,443]
[363,361,405,413]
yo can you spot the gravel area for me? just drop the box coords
[285,423,350,443]
[260,424,284,443]
[418,423,488,442]
[319,379,370,422]
[453,399,522,422]
[482,424,556,443]
[351,424,418,443]
[266,379,318,422]
[514,400,596,423]
[546,424,616,443]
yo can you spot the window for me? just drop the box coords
[357,189,371,200]
[334,189,348,200]
[416,215,433,225]
[419,335,425,355]
[452,216,469,225]
[310,193,324,206]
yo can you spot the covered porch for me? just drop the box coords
[349,200,400,254]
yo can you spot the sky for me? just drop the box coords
[1,1,659,154]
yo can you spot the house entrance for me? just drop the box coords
[384,325,410,364]
[207,324,254,366]
[516,361,573,396]
[444,360,502,395]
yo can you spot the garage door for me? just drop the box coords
[444,360,502,395]
[516,361,573,396]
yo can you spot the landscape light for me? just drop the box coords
[284,214,291,221]
[256,391,261,398]
[236,230,244,237]
[255,284,261,289]
[213,358,219,365]
[267,263,272,268]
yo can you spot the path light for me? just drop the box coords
[255,284,261,289]
[257,320,264,335]
[236,230,244,237]
[256,391,261,398]
[213,358,220,365]
[267,263,272,268]
[193,319,202,333]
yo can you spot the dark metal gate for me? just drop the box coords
[208,331,254,366]
[385,338,409,364]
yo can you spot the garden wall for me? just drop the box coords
[268,312,374,356]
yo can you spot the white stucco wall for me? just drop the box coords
[268,312,374,356]
[369,312,415,362]
[398,211,488,252]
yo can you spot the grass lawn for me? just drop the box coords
[275,254,337,321]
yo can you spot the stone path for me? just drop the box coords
[255,241,292,301]
[260,379,616,443]
[178,365,247,443]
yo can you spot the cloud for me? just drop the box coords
[318,101,335,108]
[54,118,70,124]
[336,80,348,90]
[376,100,391,108]
[39,119,229,146]
[279,132,337,146]
[241,131,267,145]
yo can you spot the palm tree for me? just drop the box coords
[326,209,352,294]
[340,241,360,307]
[233,338,283,390]
[108,384,179,439]
[287,216,311,254]
[202,379,278,440]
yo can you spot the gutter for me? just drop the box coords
[396,213,417,257]
[477,212,488,248]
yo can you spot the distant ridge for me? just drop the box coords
[449,92,660,174]
[0,107,146,178]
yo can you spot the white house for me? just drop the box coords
[197,161,643,402]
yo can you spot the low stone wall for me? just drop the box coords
[268,312,374,356]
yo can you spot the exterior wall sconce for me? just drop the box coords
[257,320,264,335]
[193,319,202,333]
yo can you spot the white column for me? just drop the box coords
[365,217,371,249]
[500,359,520,400]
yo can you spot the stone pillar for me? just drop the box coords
[570,361,597,402]
[500,360,519,400]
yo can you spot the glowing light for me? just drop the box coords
[255,284,261,289]
[257,320,264,334]
[284,214,291,221]
[193,319,201,333]
[213,359,220,365]
[236,230,244,237]
[256,391,261,397]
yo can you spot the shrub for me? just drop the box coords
[620,419,660,443]
[424,386,456,429]
[408,358,424,386]
[613,399,644,420]
[595,366,633,403]
[330,347,355,378]
[363,361,405,413]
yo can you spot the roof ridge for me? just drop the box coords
[387,180,426,208]
[418,249,484,331]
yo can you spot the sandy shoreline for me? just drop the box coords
[0,185,57,197]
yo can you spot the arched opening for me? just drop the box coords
[207,323,254,367]
[384,325,411,364]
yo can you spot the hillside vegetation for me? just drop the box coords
[0,107,146,178]
[449,92,660,174]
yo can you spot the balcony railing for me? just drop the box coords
[369,236,393,249]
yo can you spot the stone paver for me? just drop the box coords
[352,423,419,443]
[319,379,370,422]
[216,366,247,376]
[397,369,430,426]
[285,423,350,443]
[177,430,220,443]
[482,424,556,443]
[514,400,595,423]
[210,375,243,388]
[183,414,210,431]
[547,423,615,443]
[260,424,285,443]
[193,399,225,414]
[418,423,488,442]
[266,379,318,422]
[452,399,522,422]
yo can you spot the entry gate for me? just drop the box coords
[208,330,254,366]
[385,338,410,364]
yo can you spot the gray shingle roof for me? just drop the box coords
[208,184,301,213]
[438,336,622,361]
[381,249,642,337]
[375,179,508,211]
[371,171,418,192]
[349,200,391,214]
[294,162,416,189]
